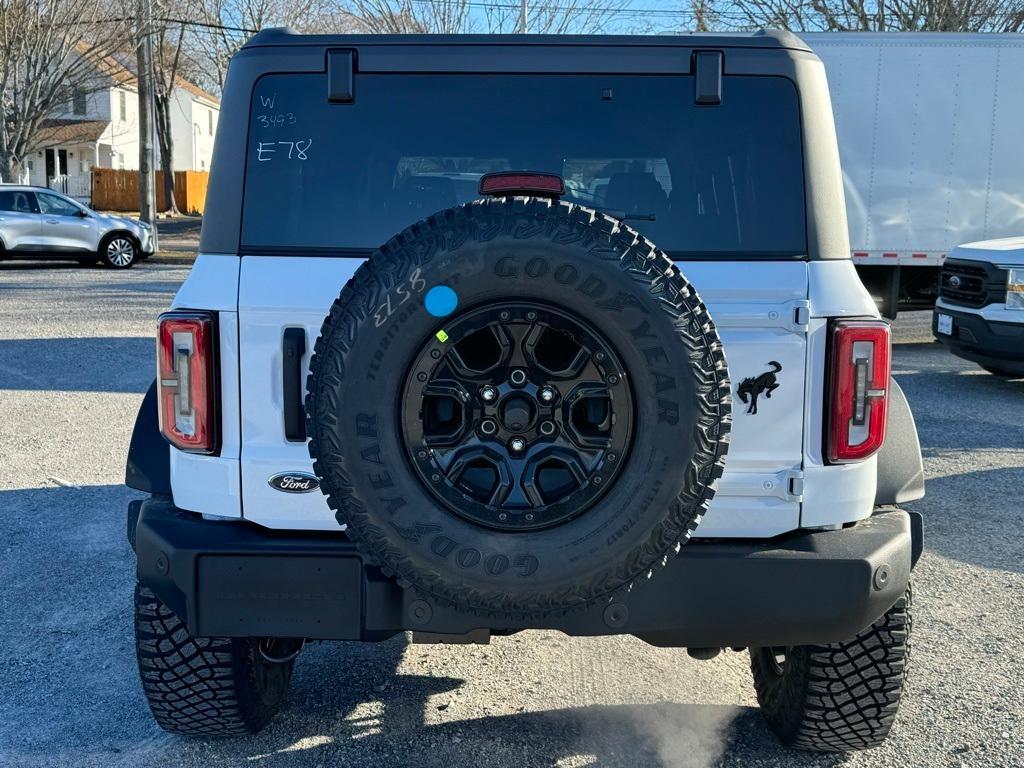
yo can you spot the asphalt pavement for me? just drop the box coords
[0,261,1021,768]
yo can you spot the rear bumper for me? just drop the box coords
[131,497,921,648]
[933,306,1024,374]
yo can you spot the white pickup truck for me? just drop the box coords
[934,237,1024,377]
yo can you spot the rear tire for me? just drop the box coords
[134,584,296,736]
[100,234,138,268]
[750,587,911,752]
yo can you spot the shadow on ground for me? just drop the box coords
[893,343,1024,454]
[907,466,1024,575]
[0,337,153,392]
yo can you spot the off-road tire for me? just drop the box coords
[306,196,730,617]
[134,584,295,736]
[751,587,912,752]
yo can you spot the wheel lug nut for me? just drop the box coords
[510,437,527,452]
[540,421,556,436]
[509,369,528,387]
[538,386,556,403]
[481,385,498,402]
[480,419,498,435]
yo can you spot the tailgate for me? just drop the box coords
[237,256,808,538]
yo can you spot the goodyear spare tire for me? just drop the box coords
[306,197,730,616]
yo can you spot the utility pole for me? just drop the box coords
[136,0,159,250]
[519,0,528,33]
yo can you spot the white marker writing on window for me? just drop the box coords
[256,142,276,162]
[255,139,311,162]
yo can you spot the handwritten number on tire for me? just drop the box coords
[374,269,427,327]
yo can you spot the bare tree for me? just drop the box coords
[335,0,634,35]
[340,0,474,33]
[194,0,331,93]
[150,16,188,213]
[0,0,133,182]
[714,0,1024,32]
[483,0,633,33]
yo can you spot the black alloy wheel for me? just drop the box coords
[402,301,633,532]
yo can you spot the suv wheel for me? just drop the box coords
[100,234,138,268]
[750,587,911,752]
[134,585,297,735]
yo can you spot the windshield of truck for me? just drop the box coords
[242,73,807,258]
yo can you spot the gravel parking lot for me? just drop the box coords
[1,261,1021,768]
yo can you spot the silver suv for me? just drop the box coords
[0,185,153,268]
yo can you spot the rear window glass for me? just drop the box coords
[0,189,37,213]
[242,73,806,257]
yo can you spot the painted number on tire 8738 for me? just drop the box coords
[373,268,427,327]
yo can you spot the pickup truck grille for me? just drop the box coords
[939,259,1008,308]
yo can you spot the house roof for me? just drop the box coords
[173,77,220,107]
[32,119,108,148]
[76,43,137,89]
[77,44,221,106]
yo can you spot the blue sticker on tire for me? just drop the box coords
[425,285,458,317]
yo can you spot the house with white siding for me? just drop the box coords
[25,50,219,202]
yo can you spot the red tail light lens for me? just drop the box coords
[157,311,219,454]
[827,320,890,463]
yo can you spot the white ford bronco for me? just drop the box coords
[126,30,926,751]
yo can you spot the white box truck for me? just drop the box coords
[806,32,1024,316]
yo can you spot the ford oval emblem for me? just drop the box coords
[268,472,320,493]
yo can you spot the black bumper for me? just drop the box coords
[933,306,1024,374]
[131,497,921,648]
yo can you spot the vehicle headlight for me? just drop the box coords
[1008,268,1024,310]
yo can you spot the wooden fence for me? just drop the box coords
[91,168,209,214]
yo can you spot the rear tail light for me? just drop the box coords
[827,320,890,463]
[157,311,219,454]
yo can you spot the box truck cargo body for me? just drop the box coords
[806,32,1024,316]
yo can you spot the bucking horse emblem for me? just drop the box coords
[737,361,782,415]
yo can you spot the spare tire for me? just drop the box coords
[306,197,730,616]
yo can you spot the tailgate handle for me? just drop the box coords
[282,328,307,441]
